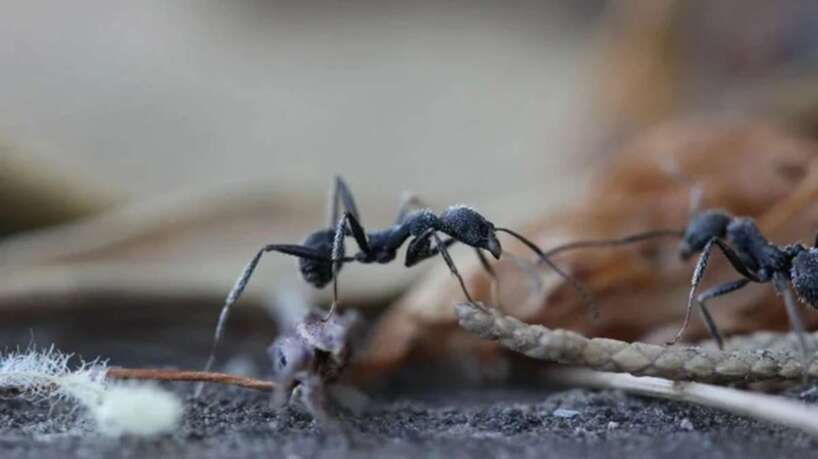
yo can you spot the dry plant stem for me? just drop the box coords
[106,368,276,392]
[549,369,818,437]
[456,303,818,384]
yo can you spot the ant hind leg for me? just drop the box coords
[772,272,811,381]
[199,243,332,393]
[329,176,362,226]
[324,211,374,320]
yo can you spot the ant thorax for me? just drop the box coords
[725,218,788,273]
[401,209,439,236]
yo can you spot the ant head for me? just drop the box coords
[298,229,341,288]
[440,205,502,258]
[791,248,818,307]
[679,210,731,260]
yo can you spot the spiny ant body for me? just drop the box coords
[545,191,818,366]
[676,209,817,354]
[202,176,592,376]
[297,203,501,291]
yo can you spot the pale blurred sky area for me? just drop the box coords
[0,1,604,204]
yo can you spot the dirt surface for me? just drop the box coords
[1,305,818,459]
[2,383,818,459]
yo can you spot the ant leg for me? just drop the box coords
[712,239,763,282]
[772,272,811,380]
[342,211,371,255]
[199,243,333,391]
[325,215,348,320]
[475,249,544,310]
[691,279,750,349]
[496,227,599,319]
[813,231,818,248]
[671,238,764,345]
[474,248,501,308]
[324,211,375,320]
[328,176,362,226]
[671,238,716,345]
[431,232,481,308]
[474,247,496,278]
[405,229,454,266]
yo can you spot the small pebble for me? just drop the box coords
[607,421,619,430]
[553,408,580,418]
[680,418,695,431]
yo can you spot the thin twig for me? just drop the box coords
[106,368,276,392]
[548,368,818,436]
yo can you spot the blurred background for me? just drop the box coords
[2,0,818,367]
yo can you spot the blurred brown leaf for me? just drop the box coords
[0,143,117,236]
[0,184,417,319]
[355,119,818,377]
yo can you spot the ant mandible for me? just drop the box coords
[544,184,817,363]
[202,176,594,374]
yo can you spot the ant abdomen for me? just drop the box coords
[791,249,818,308]
[299,229,338,288]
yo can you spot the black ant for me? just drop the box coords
[202,177,594,375]
[544,185,817,365]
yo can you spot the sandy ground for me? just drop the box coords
[3,382,818,459]
[1,307,817,459]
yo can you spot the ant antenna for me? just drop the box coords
[542,229,684,258]
[660,154,704,217]
[503,250,546,302]
[495,227,600,319]
[688,184,703,217]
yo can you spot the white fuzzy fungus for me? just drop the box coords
[0,346,183,437]
[92,383,183,437]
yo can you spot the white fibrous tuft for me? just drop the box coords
[0,346,182,437]
[92,384,183,437]
[0,345,108,406]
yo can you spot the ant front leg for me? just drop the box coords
[415,230,481,308]
[672,238,761,345]
[473,247,503,308]
[674,238,717,345]
[692,278,750,349]
[431,232,477,305]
